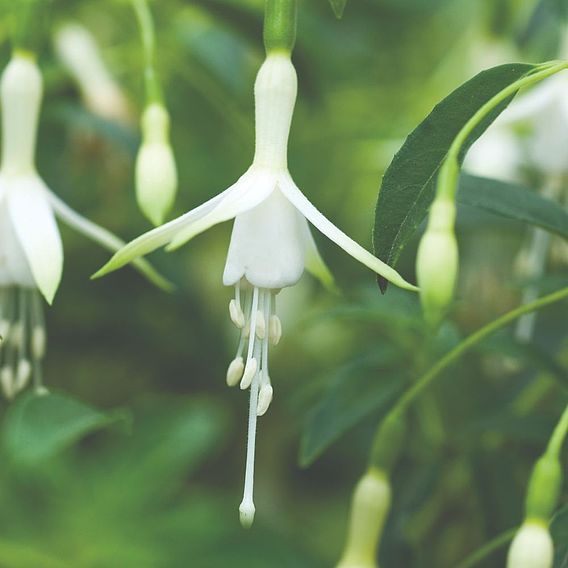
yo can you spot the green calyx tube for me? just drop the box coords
[263,0,298,54]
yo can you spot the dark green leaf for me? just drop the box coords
[300,353,405,467]
[373,63,536,291]
[2,391,123,465]
[458,174,568,240]
[328,0,347,18]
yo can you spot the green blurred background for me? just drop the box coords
[0,0,566,566]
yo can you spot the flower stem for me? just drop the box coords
[131,0,162,104]
[264,0,298,54]
[546,403,568,460]
[437,61,568,201]
[13,0,49,55]
[385,284,568,424]
[455,528,516,568]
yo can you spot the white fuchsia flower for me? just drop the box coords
[136,103,178,226]
[0,52,168,399]
[95,51,416,526]
[54,23,131,124]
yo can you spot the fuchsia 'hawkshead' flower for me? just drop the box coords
[0,52,167,399]
[95,51,416,526]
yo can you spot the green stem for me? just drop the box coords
[386,285,568,422]
[263,0,298,54]
[437,61,568,200]
[131,0,162,104]
[13,0,49,55]
[455,528,516,568]
[546,403,568,460]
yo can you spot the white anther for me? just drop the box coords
[229,299,245,329]
[240,358,258,390]
[255,311,266,339]
[35,385,49,396]
[0,367,14,399]
[32,326,46,359]
[269,315,282,345]
[15,359,31,391]
[0,319,10,341]
[226,357,244,387]
[257,384,273,416]
[239,498,255,529]
[10,322,23,348]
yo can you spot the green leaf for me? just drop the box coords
[328,0,347,18]
[458,174,568,240]
[2,391,123,465]
[551,505,568,567]
[373,63,536,291]
[300,353,404,467]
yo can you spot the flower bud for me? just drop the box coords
[525,455,562,521]
[416,198,458,327]
[507,520,553,568]
[136,103,178,226]
[54,23,131,124]
[337,468,391,568]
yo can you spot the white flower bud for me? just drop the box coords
[136,103,178,226]
[507,521,554,568]
[337,468,391,568]
[416,199,458,327]
[54,23,131,123]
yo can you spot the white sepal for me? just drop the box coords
[7,176,63,304]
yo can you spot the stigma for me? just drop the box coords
[226,282,282,527]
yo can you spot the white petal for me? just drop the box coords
[6,176,63,304]
[300,218,337,292]
[223,188,305,288]
[465,125,523,183]
[93,177,243,278]
[499,74,564,125]
[279,174,417,291]
[166,168,277,252]
[45,189,173,291]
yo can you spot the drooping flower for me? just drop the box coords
[0,52,169,399]
[95,51,417,526]
[54,23,131,124]
[135,103,178,226]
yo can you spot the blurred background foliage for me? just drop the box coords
[0,0,566,566]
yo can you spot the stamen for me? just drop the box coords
[257,294,273,417]
[32,327,46,359]
[0,320,9,342]
[15,359,31,391]
[240,358,257,390]
[257,383,273,417]
[240,287,260,390]
[255,310,266,339]
[229,299,245,329]
[226,356,244,387]
[269,315,282,345]
[30,290,46,392]
[0,367,14,399]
